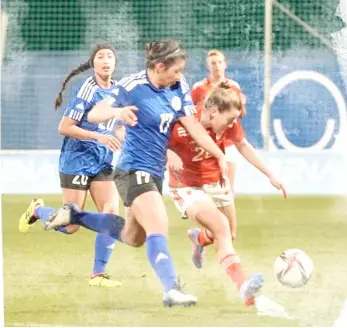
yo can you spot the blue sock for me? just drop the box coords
[71,210,125,241]
[93,233,116,276]
[146,234,177,292]
[35,206,55,223]
[35,206,70,234]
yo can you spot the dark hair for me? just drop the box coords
[145,40,187,70]
[205,81,247,118]
[55,43,116,110]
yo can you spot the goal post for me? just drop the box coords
[263,0,274,151]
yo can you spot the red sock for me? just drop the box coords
[220,253,247,290]
[197,228,214,246]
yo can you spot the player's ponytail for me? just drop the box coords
[145,40,187,69]
[205,81,247,118]
[54,61,91,110]
[54,42,116,110]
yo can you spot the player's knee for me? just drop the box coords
[124,232,145,247]
[198,211,230,240]
[127,238,145,247]
[122,229,146,247]
[65,224,80,234]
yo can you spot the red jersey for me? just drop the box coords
[191,77,241,112]
[168,114,245,188]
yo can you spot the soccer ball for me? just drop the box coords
[274,248,314,288]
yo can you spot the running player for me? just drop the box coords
[45,40,235,307]
[18,43,136,287]
[167,82,286,306]
[191,49,242,194]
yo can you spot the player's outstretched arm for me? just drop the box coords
[234,137,287,198]
[178,115,228,180]
[88,101,138,126]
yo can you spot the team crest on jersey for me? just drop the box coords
[171,96,182,112]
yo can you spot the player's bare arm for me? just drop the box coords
[234,137,287,198]
[87,100,138,126]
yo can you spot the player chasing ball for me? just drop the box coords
[167,81,287,308]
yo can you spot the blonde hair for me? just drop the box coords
[206,49,226,62]
[205,81,246,118]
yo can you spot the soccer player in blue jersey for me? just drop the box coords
[45,40,236,307]
[19,43,136,288]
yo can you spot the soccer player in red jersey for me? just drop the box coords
[167,82,287,306]
[191,49,242,194]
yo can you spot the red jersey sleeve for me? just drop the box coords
[223,120,245,147]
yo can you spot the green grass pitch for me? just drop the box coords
[2,194,347,327]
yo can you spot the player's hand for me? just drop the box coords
[269,175,287,199]
[217,154,229,187]
[119,106,138,126]
[167,150,184,171]
[97,134,122,152]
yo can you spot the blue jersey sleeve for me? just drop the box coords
[105,84,131,108]
[63,77,97,122]
[176,76,196,119]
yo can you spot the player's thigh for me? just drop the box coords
[185,196,230,239]
[89,168,119,214]
[121,206,146,247]
[132,191,168,236]
[218,203,237,236]
[115,169,167,236]
[169,186,209,220]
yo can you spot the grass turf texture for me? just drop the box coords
[3,195,347,327]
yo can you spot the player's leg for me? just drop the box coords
[122,170,196,306]
[175,183,263,305]
[59,186,88,233]
[120,206,146,247]
[45,204,146,246]
[187,198,263,305]
[227,161,237,195]
[88,170,122,287]
[169,186,212,268]
[131,190,197,306]
[18,173,89,234]
[45,168,146,247]
[217,200,237,241]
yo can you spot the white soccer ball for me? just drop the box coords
[274,248,314,288]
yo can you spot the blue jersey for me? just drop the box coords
[59,76,119,176]
[108,70,196,179]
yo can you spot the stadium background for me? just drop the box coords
[2,1,347,327]
[1,0,346,149]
